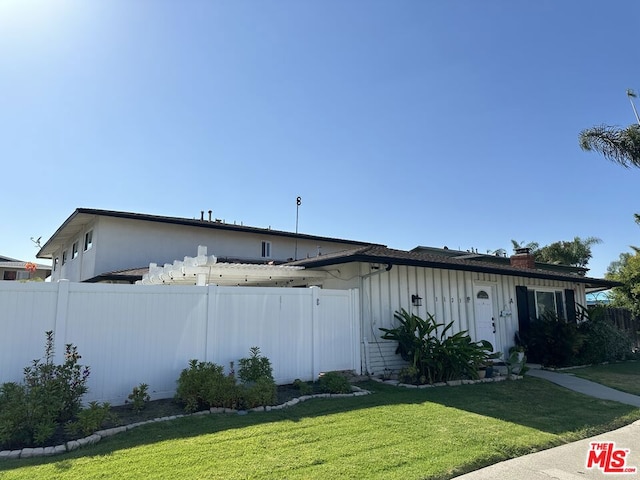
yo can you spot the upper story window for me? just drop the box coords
[261,241,271,258]
[84,230,93,251]
[3,270,17,280]
[62,251,68,265]
[72,241,79,259]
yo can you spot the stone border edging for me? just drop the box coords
[0,386,371,461]
[372,374,524,389]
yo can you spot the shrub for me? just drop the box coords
[177,348,277,412]
[176,360,229,413]
[576,305,634,364]
[523,312,583,367]
[318,371,352,394]
[65,401,115,437]
[293,378,313,395]
[127,383,151,413]
[380,309,497,384]
[243,377,277,408]
[238,347,274,383]
[0,331,90,449]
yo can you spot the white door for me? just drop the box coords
[473,286,496,349]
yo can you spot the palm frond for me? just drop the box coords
[579,124,640,168]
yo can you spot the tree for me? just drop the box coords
[579,89,640,168]
[606,252,640,317]
[579,124,640,168]
[510,237,601,268]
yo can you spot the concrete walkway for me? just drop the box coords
[453,368,640,479]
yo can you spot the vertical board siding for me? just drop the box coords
[361,265,590,374]
[0,282,358,405]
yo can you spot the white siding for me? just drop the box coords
[317,263,588,375]
[1,282,359,405]
[50,216,366,282]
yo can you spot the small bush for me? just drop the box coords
[127,383,151,413]
[65,401,115,437]
[318,371,352,394]
[176,360,229,413]
[243,377,277,408]
[0,331,90,449]
[293,379,313,395]
[397,366,419,384]
[238,347,274,383]
[523,312,583,367]
[577,306,634,364]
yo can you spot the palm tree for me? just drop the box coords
[579,123,640,168]
[579,89,640,168]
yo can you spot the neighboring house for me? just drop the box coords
[0,255,51,281]
[287,245,619,374]
[36,208,375,283]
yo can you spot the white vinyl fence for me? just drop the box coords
[0,281,360,405]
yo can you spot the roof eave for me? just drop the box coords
[298,254,619,289]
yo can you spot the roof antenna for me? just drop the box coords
[295,196,301,260]
[30,236,42,248]
[627,89,640,125]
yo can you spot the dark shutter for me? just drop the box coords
[515,286,531,335]
[565,289,576,323]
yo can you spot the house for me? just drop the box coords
[36,207,619,376]
[35,208,376,283]
[286,245,619,373]
[0,255,51,281]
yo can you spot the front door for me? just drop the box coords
[473,286,496,349]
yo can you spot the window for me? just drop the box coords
[84,230,93,251]
[53,257,59,271]
[72,241,79,259]
[534,290,565,319]
[62,251,67,265]
[261,241,271,258]
[3,270,17,280]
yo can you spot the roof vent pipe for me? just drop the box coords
[201,211,204,221]
[208,210,212,222]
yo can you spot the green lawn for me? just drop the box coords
[570,361,640,396]
[1,378,639,480]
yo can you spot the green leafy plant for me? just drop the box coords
[238,347,274,383]
[380,309,497,384]
[65,401,115,437]
[0,331,90,448]
[127,383,151,413]
[293,378,313,395]
[243,377,277,408]
[523,311,584,367]
[317,371,352,394]
[176,360,227,413]
[576,304,634,364]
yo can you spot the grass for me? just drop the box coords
[569,361,640,396]
[0,378,639,480]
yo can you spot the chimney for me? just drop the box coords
[510,247,535,269]
[200,211,204,221]
[208,210,212,222]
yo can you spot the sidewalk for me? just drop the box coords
[453,368,640,479]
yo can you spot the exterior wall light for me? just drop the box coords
[411,294,423,307]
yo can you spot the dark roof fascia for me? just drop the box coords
[296,251,620,289]
[411,245,588,276]
[37,208,374,259]
[84,273,143,283]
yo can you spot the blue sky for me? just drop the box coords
[2,1,640,278]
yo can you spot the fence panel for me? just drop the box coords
[0,282,58,384]
[0,281,358,405]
